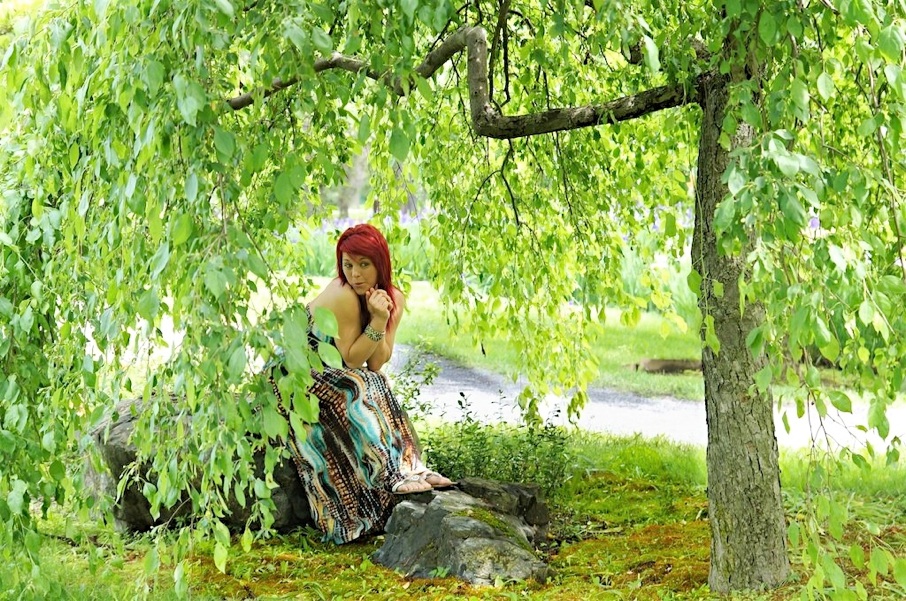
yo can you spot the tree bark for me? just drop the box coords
[692,71,790,592]
[226,27,691,139]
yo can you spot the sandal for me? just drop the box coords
[420,471,457,490]
[390,474,432,495]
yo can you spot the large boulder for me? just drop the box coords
[373,477,550,585]
[84,399,312,533]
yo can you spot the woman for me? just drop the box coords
[269,223,454,544]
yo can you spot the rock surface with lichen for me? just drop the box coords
[372,477,549,585]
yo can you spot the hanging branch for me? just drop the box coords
[226,27,696,139]
[500,144,520,226]
[488,0,511,101]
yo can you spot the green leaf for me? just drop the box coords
[173,74,204,126]
[790,79,809,111]
[137,289,160,321]
[868,401,890,439]
[389,128,410,162]
[7,479,26,514]
[212,0,234,18]
[261,406,287,439]
[312,27,333,53]
[819,337,840,363]
[687,269,702,296]
[849,544,866,569]
[774,153,800,177]
[241,529,253,553]
[870,547,889,578]
[318,341,344,369]
[713,196,737,232]
[664,213,676,236]
[642,35,660,74]
[754,365,772,392]
[878,25,905,63]
[49,460,65,481]
[144,547,160,576]
[294,393,320,423]
[858,300,874,326]
[94,0,109,19]
[817,72,835,101]
[857,114,880,137]
[893,558,906,588]
[185,172,199,203]
[787,521,800,548]
[814,316,832,346]
[745,326,765,356]
[822,553,846,588]
[758,11,777,45]
[780,194,806,227]
[878,275,906,296]
[204,268,227,299]
[24,530,41,556]
[313,306,339,337]
[358,114,371,143]
[885,65,906,100]
[213,127,235,160]
[150,242,170,279]
[726,164,746,195]
[401,0,417,19]
[227,346,247,379]
[274,171,293,205]
[213,542,228,573]
[171,214,193,246]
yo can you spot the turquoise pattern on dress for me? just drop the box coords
[267,307,426,543]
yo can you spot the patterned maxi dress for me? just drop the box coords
[267,309,427,544]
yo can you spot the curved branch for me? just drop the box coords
[227,27,697,139]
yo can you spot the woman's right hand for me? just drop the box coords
[365,287,394,321]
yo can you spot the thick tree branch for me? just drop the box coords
[227,27,696,139]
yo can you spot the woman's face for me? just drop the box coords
[341,253,379,295]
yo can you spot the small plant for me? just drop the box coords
[429,565,451,578]
[421,398,577,497]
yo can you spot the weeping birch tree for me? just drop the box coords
[1,0,905,596]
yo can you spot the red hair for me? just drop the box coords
[336,224,398,326]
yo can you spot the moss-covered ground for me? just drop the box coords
[31,430,906,600]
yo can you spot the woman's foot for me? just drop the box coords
[421,471,456,490]
[390,474,432,495]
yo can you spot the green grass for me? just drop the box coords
[23,429,906,600]
[397,281,705,400]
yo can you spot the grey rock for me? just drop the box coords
[373,477,549,585]
[85,399,312,533]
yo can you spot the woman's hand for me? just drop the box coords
[365,287,394,321]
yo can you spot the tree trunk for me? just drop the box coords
[692,72,791,592]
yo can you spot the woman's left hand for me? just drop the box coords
[365,288,394,320]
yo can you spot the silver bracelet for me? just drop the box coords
[364,324,385,342]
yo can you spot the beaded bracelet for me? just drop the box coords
[364,324,385,342]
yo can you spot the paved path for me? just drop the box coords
[389,346,906,450]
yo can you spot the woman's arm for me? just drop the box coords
[366,289,406,371]
[309,280,384,369]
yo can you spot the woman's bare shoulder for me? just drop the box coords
[310,279,358,311]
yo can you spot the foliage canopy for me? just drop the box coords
[1,0,905,596]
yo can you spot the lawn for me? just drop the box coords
[30,429,906,600]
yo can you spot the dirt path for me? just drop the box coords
[390,345,905,451]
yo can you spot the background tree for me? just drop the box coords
[1,0,904,596]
